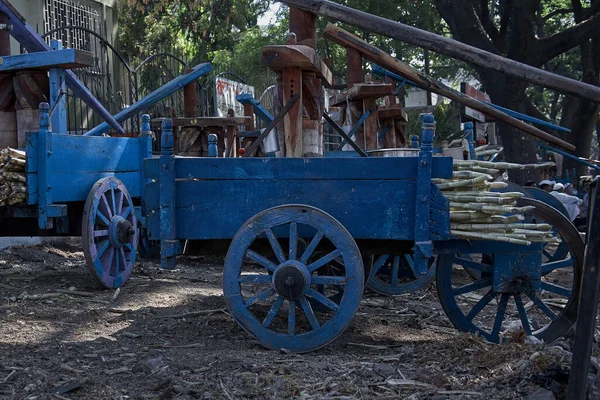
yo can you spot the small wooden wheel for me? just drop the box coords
[82,177,138,288]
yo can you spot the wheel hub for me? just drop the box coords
[273,261,310,300]
[109,216,135,248]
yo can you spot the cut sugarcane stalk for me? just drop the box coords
[451,230,532,245]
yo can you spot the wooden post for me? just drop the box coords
[282,67,303,157]
[0,12,10,56]
[183,68,197,118]
[363,96,378,150]
[242,103,254,151]
[347,47,365,149]
[289,7,317,48]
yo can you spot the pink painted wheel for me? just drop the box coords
[82,177,138,288]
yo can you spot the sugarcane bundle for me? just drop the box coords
[0,147,27,206]
[435,159,558,245]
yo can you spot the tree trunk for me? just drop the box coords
[560,95,599,178]
[482,72,539,183]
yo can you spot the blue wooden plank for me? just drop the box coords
[143,156,454,181]
[36,104,52,229]
[145,179,417,240]
[51,172,141,202]
[0,48,93,72]
[84,62,212,136]
[48,135,143,173]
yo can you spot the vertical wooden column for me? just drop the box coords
[0,12,10,55]
[346,48,365,149]
[282,67,303,157]
[242,103,254,151]
[363,96,378,150]
[183,69,197,118]
[289,7,317,48]
[0,12,16,148]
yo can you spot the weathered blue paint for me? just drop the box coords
[208,134,218,157]
[0,47,92,71]
[159,119,178,269]
[36,103,52,229]
[143,156,453,181]
[0,0,124,134]
[236,93,274,123]
[410,135,420,149]
[413,114,435,275]
[49,40,68,134]
[85,63,212,137]
[223,204,364,352]
[371,65,417,87]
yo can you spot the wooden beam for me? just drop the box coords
[378,105,408,121]
[282,0,600,103]
[282,68,304,157]
[151,117,250,128]
[324,24,576,152]
[263,45,333,86]
[329,83,393,106]
[289,6,317,48]
[243,94,300,157]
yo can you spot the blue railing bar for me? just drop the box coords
[482,101,570,133]
[536,142,600,171]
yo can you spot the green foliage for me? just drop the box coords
[406,102,462,145]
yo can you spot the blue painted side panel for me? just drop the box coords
[145,179,420,240]
[143,156,454,181]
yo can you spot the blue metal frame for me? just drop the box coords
[536,142,600,172]
[236,93,275,124]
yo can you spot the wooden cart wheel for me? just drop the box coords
[82,177,138,288]
[223,204,364,352]
[436,198,583,343]
[366,254,436,296]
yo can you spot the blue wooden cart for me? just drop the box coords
[130,116,583,352]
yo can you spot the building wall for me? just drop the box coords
[8,0,117,54]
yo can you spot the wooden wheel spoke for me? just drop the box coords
[289,222,298,260]
[307,249,342,273]
[94,229,109,238]
[514,295,532,336]
[119,248,127,272]
[96,209,111,226]
[97,239,111,259]
[100,194,113,218]
[299,231,324,264]
[311,276,346,285]
[491,293,509,340]
[454,256,492,274]
[244,286,276,308]
[121,205,132,219]
[527,293,557,321]
[465,289,495,322]
[246,250,277,272]
[306,288,340,311]
[541,258,573,274]
[299,296,320,330]
[110,188,117,216]
[124,243,133,252]
[239,274,272,284]
[452,277,492,296]
[262,296,284,328]
[116,191,124,216]
[370,255,390,277]
[265,228,286,264]
[114,245,120,274]
[540,281,572,297]
[403,254,417,278]
[288,300,296,336]
[390,256,400,286]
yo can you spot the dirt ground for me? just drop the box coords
[1,239,599,400]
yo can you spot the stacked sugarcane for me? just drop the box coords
[433,159,558,246]
[0,147,27,206]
